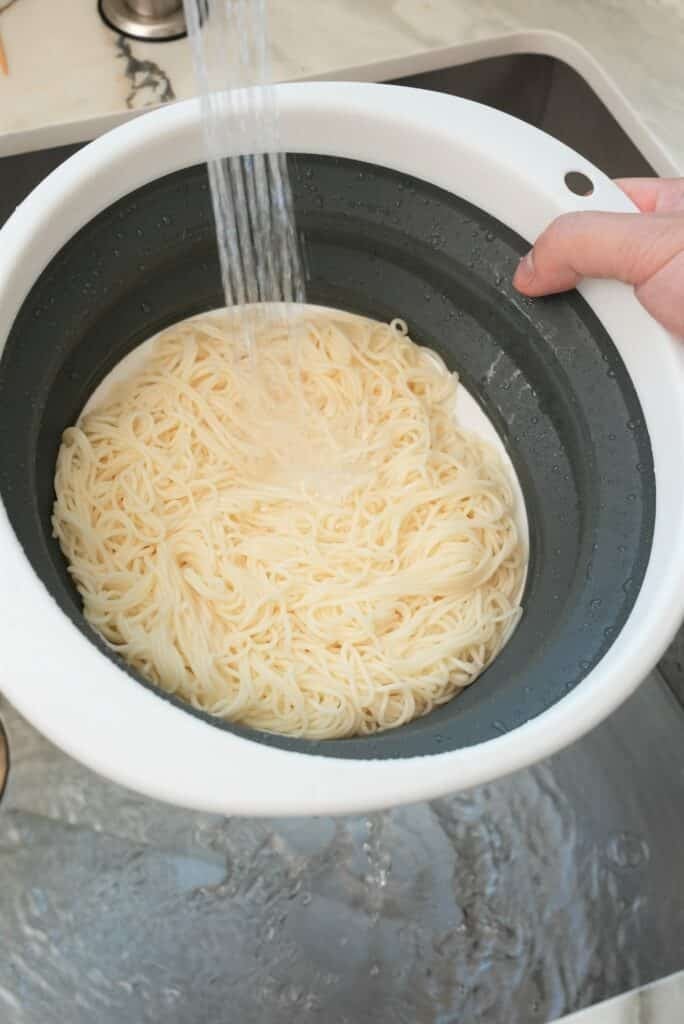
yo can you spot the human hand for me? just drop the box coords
[513,178,684,337]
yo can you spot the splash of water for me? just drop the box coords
[0,696,653,1024]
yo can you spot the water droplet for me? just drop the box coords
[604,626,615,637]
[617,544,627,554]
[626,493,636,502]
[606,832,650,869]
[135,227,144,238]
[287,984,303,1004]
[580,660,591,671]
[608,433,616,441]
[492,720,507,735]
[622,577,634,593]
[627,420,636,430]
[606,369,616,378]
[370,963,380,977]
[140,302,151,314]
[485,231,494,242]
[590,598,602,609]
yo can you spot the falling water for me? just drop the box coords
[183,0,305,339]
[1,696,668,1024]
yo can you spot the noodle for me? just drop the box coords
[52,309,526,739]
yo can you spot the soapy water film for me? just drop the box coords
[0,697,653,1024]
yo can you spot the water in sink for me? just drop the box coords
[2,679,678,1024]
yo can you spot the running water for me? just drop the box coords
[183,0,305,338]
[1,695,664,1024]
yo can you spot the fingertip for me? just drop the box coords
[513,250,535,293]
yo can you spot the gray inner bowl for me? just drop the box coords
[0,154,654,758]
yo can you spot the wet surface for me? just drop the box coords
[1,673,683,1023]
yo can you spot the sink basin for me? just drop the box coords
[0,48,682,1023]
[390,52,655,179]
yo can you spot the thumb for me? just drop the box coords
[513,210,684,296]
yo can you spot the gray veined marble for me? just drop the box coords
[114,34,176,110]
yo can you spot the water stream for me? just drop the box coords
[183,0,305,341]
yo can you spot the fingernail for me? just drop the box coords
[514,249,535,286]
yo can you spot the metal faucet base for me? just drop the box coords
[99,0,186,41]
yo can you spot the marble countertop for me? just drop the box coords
[0,0,683,171]
[1,1,684,1021]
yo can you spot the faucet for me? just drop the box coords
[99,0,186,41]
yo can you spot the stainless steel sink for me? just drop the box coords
[390,52,655,179]
[1,52,682,1024]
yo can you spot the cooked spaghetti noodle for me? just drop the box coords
[53,309,525,739]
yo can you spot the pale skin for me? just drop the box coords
[513,178,684,338]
